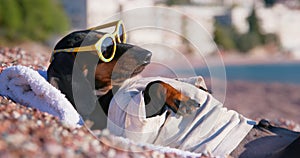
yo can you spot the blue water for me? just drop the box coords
[195,63,300,84]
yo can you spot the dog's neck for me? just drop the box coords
[94,75,141,97]
[94,85,112,97]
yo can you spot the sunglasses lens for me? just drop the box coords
[101,37,114,59]
[118,25,125,43]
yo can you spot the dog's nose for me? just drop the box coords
[133,47,152,65]
[142,50,152,64]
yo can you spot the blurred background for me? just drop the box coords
[0,0,299,127]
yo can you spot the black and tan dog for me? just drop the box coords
[47,30,200,126]
[47,30,299,157]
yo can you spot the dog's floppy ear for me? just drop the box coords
[47,53,76,104]
[47,30,104,117]
[47,52,99,117]
[72,53,101,117]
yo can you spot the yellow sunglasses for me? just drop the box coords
[51,20,126,62]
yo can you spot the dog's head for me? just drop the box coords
[47,30,152,106]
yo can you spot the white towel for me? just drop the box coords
[0,66,83,127]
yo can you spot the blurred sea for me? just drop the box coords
[195,62,300,84]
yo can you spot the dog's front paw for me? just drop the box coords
[176,97,200,116]
[144,81,201,117]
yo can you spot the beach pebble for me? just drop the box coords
[152,151,165,158]
[45,143,63,156]
[102,128,110,136]
[5,133,26,146]
[23,142,38,152]
[18,114,28,122]
[12,111,21,119]
[107,148,117,158]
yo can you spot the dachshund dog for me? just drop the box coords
[47,30,201,127]
[47,30,299,157]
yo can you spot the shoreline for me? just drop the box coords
[188,53,300,68]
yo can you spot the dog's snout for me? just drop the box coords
[115,43,152,65]
[132,47,152,65]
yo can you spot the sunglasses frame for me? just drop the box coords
[51,20,126,63]
[89,20,127,43]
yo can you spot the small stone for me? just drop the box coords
[5,133,26,146]
[23,142,38,152]
[65,148,75,157]
[12,111,21,119]
[129,145,143,152]
[152,151,165,158]
[3,112,10,118]
[107,149,116,158]
[93,145,102,153]
[77,130,85,137]
[37,120,43,126]
[62,129,69,137]
[91,139,100,147]
[81,142,90,152]
[72,129,78,135]
[18,124,27,132]
[45,143,63,156]
[102,129,110,136]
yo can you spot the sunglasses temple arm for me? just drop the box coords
[88,21,120,30]
[53,46,96,53]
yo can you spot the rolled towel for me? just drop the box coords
[0,65,83,127]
